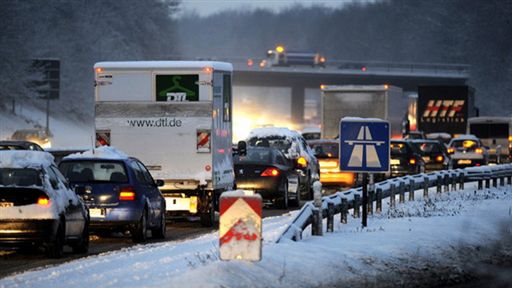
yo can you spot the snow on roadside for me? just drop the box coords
[0,105,93,149]
[1,183,511,288]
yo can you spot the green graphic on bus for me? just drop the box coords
[156,75,199,102]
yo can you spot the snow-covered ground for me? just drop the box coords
[1,183,511,287]
[0,105,93,149]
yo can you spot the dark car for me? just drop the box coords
[10,128,52,149]
[389,140,426,178]
[447,135,489,168]
[58,147,166,243]
[0,150,89,258]
[0,140,44,151]
[247,127,320,200]
[409,139,451,172]
[234,147,300,208]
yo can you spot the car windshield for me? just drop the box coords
[412,142,442,156]
[248,136,292,152]
[0,168,42,186]
[311,143,339,158]
[234,149,272,164]
[59,160,128,183]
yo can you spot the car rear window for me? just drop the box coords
[234,149,272,164]
[59,160,128,183]
[311,143,339,158]
[412,142,442,155]
[247,136,292,152]
[390,142,409,156]
[0,168,42,187]
[451,140,479,149]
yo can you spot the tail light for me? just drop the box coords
[435,155,444,162]
[37,196,50,206]
[447,148,455,154]
[119,186,136,201]
[189,196,198,214]
[508,135,512,142]
[409,158,417,165]
[261,168,280,177]
[475,148,483,154]
[297,157,308,168]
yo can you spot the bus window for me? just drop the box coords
[470,123,508,139]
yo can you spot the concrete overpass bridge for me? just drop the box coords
[228,59,470,123]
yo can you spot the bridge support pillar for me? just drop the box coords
[291,86,305,125]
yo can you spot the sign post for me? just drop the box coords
[339,118,390,227]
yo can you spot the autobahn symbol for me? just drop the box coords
[346,126,385,168]
[340,119,390,173]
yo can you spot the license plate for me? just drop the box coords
[0,202,14,208]
[390,159,400,165]
[422,156,430,162]
[458,159,472,165]
[165,197,191,211]
[89,208,106,218]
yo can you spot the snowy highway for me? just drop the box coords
[1,182,511,287]
[0,207,293,279]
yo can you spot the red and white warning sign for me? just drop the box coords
[96,130,111,147]
[219,190,262,261]
[196,129,211,153]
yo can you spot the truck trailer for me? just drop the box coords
[320,85,405,139]
[416,85,476,137]
[94,61,234,226]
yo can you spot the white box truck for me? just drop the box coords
[321,85,405,139]
[94,61,234,226]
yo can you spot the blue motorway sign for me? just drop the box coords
[339,118,390,173]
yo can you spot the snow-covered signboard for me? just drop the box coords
[219,191,262,261]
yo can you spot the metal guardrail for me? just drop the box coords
[277,164,512,243]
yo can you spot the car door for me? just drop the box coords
[135,160,164,226]
[128,160,154,223]
[47,165,84,237]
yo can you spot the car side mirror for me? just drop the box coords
[155,179,165,187]
[237,141,247,157]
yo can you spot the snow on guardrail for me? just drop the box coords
[277,164,512,243]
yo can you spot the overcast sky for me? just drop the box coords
[179,0,374,17]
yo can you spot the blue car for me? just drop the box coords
[58,148,166,243]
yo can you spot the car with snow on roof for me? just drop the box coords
[233,146,300,208]
[246,127,319,200]
[58,146,166,243]
[0,150,89,258]
[447,134,489,168]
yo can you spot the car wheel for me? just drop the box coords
[72,221,89,254]
[279,181,289,209]
[47,220,64,258]
[152,211,166,239]
[200,199,215,228]
[132,209,148,243]
[306,172,313,200]
[290,180,301,207]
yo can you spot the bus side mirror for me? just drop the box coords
[237,141,247,157]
